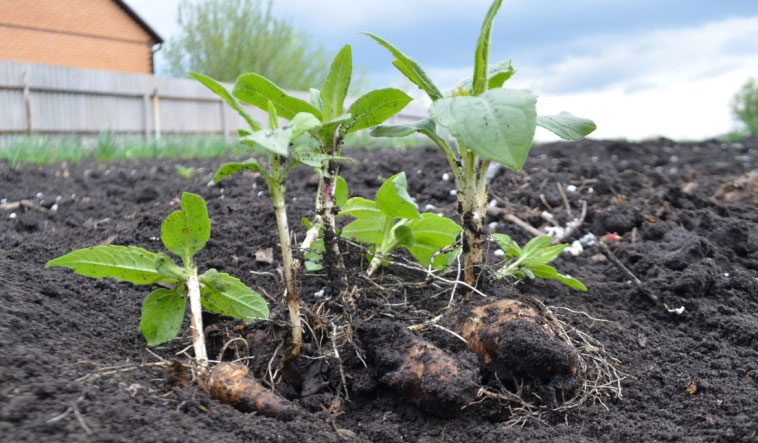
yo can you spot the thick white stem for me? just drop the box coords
[272,184,302,357]
[186,270,208,367]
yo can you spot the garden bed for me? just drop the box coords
[1,137,756,441]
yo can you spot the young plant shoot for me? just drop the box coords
[46,193,269,367]
[200,92,322,358]
[368,0,596,286]
[492,234,587,290]
[215,45,412,291]
[339,172,461,276]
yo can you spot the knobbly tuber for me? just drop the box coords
[359,321,479,416]
[451,299,578,381]
[207,363,299,420]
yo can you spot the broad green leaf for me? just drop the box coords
[46,245,166,285]
[189,72,261,131]
[318,113,353,142]
[376,172,420,220]
[530,265,587,291]
[473,0,504,95]
[200,269,269,321]
[321,45,352,121]
[406,213,462,267]
[389,223,416,249]
[309,88,323,111]
[335,176,348,208]
[370,118,437,138]
[161,192,211,263]
[339,197,384,218]
[345,88,413,133]
[537,112,597,140]
[363,33,443,101]
[242,112,321,156]
[155,253,186,282]
[234,73,321,120]
[492,233,522,257]
[238,129,252,137]
[210,158,267,185]
[139,287,186,346]
[531,243,568,265]
[430,88,537,171]
[341,217,385,244]
[519,235,554,265]
[304,237,325,272]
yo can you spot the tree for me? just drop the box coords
[163,0,331,90]
[732,77,758,136]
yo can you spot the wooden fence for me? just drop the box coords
[0,59,426,139]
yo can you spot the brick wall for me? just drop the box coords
[0,0,156,73]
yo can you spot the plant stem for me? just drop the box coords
[458,146,488,288]
[319,135,350,299]
[268,154,302,358]
[186,266,208,367]
[367,217,394,276]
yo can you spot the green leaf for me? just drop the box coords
[363,33,443,101]
[473,0,504,95]
[338,197,383,218]
[530,265,587,291]
[321,45,352,121]
[455,59,515,93]
[139,287,187,346]
[406,213,462,267]
[234,73,321,120]
[519,235,554,265]
[389,223,416,249]
[376,172,420,220]
[537,112,597,140]
[291,151,352,168]
[344,88,412,133]
[430,88,537,171]
[241,112,321,156]
[341,217,385,244]
[46,245,167,285]
[199,269,269,321]
[370,118,437,138]
[155,253,186,282]
[309,88,323,111]
[210,158,268,185]
[161,192,211,264]
[335,176,348,208]
[189,72,261,131]
[492,233,522,257]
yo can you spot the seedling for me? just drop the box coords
[368,0,596,286]
[175,164,196,179]
[339,172,461,275]
[492,234,587,290]
[204,45,412,292]
[46,193,269,367]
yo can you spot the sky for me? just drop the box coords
[126,0,758,141]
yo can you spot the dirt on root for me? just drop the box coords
[1,137,757,442]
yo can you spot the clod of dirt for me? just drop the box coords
[207,363,299,420]
[358,320,479,417]
[712,170,758,205]
[451,299,578,381]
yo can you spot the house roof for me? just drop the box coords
[112,0,164,44]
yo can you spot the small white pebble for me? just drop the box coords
[50,203,59,212]
[9,212,17,219]
[313,289,325,298]
[417,169,423,175]
[449,189,457,196]
[566,185,577,193]
[488,221,499,231]
[437,212,444,217]
[442,173,450,181]
[565,240,583,256]
[591,156,599,162]
[539,153,548,160]
[668,306,686,315]
[587,186,594,194]
[35,192,44,198]
[579,233,597,246]
[56,196,62,202]
[130,169,137,176]
[494,249,505,257]
[723,273,730,277]
[424,204,437,211]
[219,188,224,194]
[71,194,76,199]
[488,199,498,208]
[150,236,160,241]
[544,226,565,239]
[0,198,6,205]
[252,182,257,190]
[670,155,679,163]
[257,191,264,197]
[669,167,678,174]
[541,211,554,220]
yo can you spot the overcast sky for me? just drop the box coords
[126,0,758,141]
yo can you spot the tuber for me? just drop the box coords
[207,363,299,420]
[359,321,479,416]
[451,299,578,380]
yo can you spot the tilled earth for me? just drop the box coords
[1,137,756,442]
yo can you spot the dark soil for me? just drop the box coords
[1,137,757,442]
